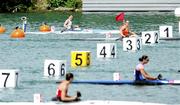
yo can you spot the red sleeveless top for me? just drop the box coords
[56,89,62,98]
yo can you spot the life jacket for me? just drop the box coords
[122,28,129,37]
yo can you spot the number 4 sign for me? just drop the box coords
[97,43,116,58]
[44,60,66,77]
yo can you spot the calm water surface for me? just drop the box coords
[0,12,180,104]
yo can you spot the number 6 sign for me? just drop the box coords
[44,60,66,77]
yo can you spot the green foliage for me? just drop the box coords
[65,0,82,9]
[0,0,82,12]
[0,0,32,12]
[75,0,82,9]
[48,0,66,8]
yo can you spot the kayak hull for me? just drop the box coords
[57,80,180,85]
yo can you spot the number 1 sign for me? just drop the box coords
[159,26,173,38]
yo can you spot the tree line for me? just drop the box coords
[0,0,82,12]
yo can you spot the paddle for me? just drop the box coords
[61,27,68,33]
[157,74,166,80]
[157,74,163,80]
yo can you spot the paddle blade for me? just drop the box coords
[115,12,125,22]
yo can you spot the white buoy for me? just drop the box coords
[51,26,55,32]
[33,93,42,103]
[105,33,112,39]
[175,8,180,17]
[113,72,120,81]
[21,16,27,32]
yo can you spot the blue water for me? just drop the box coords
[0,12,180,104]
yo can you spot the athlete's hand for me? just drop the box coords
[157,74,163,80]
[76,91,81,97]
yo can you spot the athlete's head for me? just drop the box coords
[66,73,74,81]
[123,20,129,26]
[69,15,73,20]
[139,55,149,64]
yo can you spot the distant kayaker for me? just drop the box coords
[61,15,80,33]
[134,55,158,80]
[119,20,136,38]
[52,73,81,102]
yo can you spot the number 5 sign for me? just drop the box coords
[44,60,66,77]
[71,51,91,68]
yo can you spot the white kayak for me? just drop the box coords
[25,29,119,35]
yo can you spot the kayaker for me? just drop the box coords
[61,15,80,33]
[52,73,81,102]
[134,55,158,80]
[119,20,136,38]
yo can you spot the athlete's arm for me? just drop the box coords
[60,84,77,101]
[63,20,69,28]
[119,26,125,37]
[139,68,157,80]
